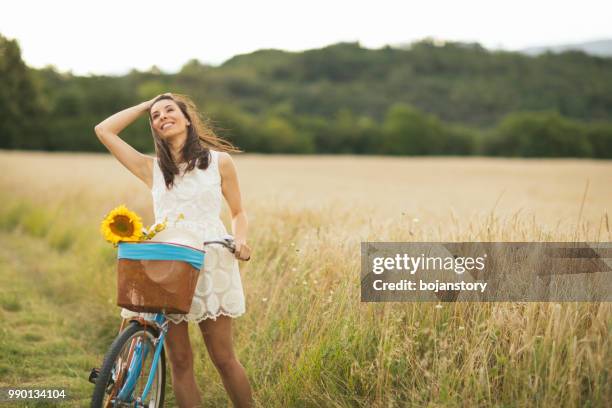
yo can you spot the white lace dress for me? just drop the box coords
[120,149,246,324]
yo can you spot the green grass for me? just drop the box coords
[0,193,610,407]
[0,231,108,406]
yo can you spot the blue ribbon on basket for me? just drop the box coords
[118,242,205,270]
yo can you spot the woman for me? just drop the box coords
[94,93,254,407]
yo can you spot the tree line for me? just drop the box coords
[1,33,611,157]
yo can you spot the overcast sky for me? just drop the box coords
[2,0,610,76]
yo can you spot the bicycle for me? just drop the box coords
[89,236,238,408]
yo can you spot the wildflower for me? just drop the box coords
[154,219,168,232]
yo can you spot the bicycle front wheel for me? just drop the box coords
[91,321,166,408]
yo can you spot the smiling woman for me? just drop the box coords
[147,94,240,190]
[93,93,254,407]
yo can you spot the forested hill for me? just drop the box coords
[219,41,612,125]
[2,34,612,157]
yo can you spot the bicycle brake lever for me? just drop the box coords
[221,234,236,253]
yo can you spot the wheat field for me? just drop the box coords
[0,150,610,407]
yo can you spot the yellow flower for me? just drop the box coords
[139,217,168,241]
[100,205,144,245]
[154,220,167,232]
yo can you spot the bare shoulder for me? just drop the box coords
[216,151,238,181]
[217,151,232,163]
[217,151,235,170]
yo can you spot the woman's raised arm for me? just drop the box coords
[94,97,158,188]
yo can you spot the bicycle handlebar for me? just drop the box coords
[202,238,236,253]
[202,235,251,261]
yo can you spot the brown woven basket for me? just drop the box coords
[117,258,200,314]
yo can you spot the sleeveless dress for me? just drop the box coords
[120,149,246,324]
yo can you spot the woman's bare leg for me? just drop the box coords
[198,316,253,407]
[165,320,202,408]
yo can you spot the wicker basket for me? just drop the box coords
[116,241,205,314]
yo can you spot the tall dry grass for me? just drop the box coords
[0,151,610,407]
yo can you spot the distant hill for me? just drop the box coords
[3,32,612,156]
[24,39,612,128]
[521,39,612,57]
[214,40,612,127]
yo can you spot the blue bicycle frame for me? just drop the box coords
[116,313,167,405]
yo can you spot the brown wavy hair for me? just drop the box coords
[148,93,241,189]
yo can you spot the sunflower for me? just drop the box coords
[100,205,144,245]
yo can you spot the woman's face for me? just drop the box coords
[150,99,191,140]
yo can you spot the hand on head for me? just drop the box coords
[144,93,173,110]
